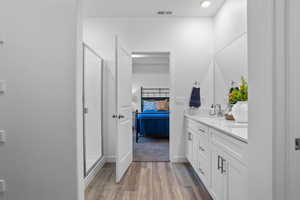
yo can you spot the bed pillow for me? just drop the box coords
[143,101,157,112]
[155,100,169,111]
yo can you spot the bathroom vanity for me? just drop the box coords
[184,113,248,200]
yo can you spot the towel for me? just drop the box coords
[189,87,201,108]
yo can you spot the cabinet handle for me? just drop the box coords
[199,168,205,175]
[198,128,205,133]
[188,132,192,141]
[199,145,205,152]
[217,155,221,170]
[221,158,226,174]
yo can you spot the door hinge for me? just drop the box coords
[295,138,300,151]
[83,107,88,114]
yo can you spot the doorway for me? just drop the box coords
[131,52,170,162]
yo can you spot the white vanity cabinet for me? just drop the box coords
[184,116,248,200]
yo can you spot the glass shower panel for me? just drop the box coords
[83,44,103,176]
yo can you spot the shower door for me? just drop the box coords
[83,44,103,176]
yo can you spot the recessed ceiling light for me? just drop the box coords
[201,1,211,8]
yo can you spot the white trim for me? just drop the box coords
[273,0,288,199]
[105,156,116,163]
[168,51,174,165]
[171,156,187,163]
[84,157,106,187]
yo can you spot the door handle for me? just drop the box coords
[83,107,88,114]
[118,115,125,119]
[295,138,300,151]
[112,114,118,118]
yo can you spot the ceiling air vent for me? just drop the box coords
[157,11,173,15]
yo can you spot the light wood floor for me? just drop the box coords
[85,162,212,200]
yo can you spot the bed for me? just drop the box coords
[135,87,170,143]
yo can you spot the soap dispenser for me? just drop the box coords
[209,104,216,116]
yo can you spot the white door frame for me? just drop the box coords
[247,0,291,199]
[252,0,296,199]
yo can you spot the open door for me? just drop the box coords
[114,37,133,182]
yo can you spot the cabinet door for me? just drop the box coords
[227,158,247,200]
[186,131,193,163]
[211,148,227,200]
[192,132,200,171]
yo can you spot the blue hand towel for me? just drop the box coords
[189,87,201,108]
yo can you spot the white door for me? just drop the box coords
[114,37,133,182]
[287,1,300,199]
[83,44,103,175]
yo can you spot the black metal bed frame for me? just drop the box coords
[135,87,170,143]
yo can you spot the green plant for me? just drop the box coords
[229,77,248,104]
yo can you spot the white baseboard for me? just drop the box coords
[84,156,106,187]
[171,156,188,163]
[105,155,116,163]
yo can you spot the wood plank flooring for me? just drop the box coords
[85,162,212,200]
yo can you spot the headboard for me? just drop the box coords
[141,87,170,111]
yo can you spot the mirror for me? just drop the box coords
[213,0,248,107]
[214,34,248,106]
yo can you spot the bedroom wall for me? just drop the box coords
[0,0,84,200]
[83,17,214,162]
[132,56,170,112]
[213,0,248,106]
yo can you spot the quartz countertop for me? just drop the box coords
[185,113,248,143]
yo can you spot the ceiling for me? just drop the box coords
[83,0,225,18]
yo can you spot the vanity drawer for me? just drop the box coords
[187,119,209,135]
[210,128,247,164]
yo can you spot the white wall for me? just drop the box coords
[213,0,248,106]
[0,1,84,200]
[83,17,214,162]
[132,56,170,111]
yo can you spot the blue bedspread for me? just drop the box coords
[136,111,169,137]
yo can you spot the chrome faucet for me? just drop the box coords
[215,104,223,117]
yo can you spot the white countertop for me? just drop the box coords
[185,113,248,143]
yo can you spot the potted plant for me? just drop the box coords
[229,77,248,123]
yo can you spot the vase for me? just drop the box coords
[231,101,248,123]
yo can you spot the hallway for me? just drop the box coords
[85,162,212,200]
